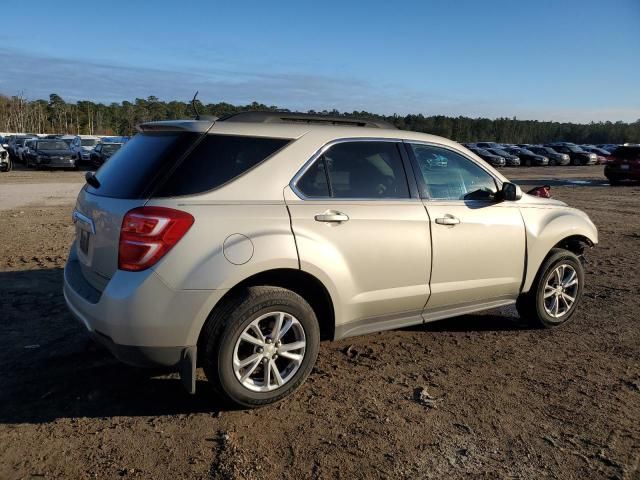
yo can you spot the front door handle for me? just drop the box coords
[435,215,460,226]
[315,211,349,223]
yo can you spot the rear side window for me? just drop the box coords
[89,133,197,198]
[155,135,290,197]
[88,133,290,199]
[297,141,410,199]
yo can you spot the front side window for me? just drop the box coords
[409,144,498,201]
[297,141,410,199]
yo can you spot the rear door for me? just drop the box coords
[286,139,431,336]
[406,142,525,312]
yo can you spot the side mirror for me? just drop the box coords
[501,182,522,201]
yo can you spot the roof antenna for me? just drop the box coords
[191,91,200,120]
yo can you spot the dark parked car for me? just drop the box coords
[546,144,597,165]
[90,142,123,168]
[7,136,33,162]
[604,146,640,185]
[468,147,506,167]
[527,146,571,166]
[504,147,549,166]
[475,142,504,150]
[486,148,520,166]
[22,139,39,165]
[26,139,76,170]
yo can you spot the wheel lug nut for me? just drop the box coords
[276,341,281,347]
[262,357,269,364]
[257,347,263,353]
[266,338,272,344]
[273,354,278,360]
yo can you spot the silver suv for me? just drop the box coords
[64,112,598,407]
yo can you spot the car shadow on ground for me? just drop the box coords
[0,267,530,424]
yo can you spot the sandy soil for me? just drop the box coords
[0,165,638,479]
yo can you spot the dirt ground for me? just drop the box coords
[0,165,638,479]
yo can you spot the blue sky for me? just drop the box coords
[1,0,638,122]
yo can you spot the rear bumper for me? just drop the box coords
[63,243,224,365]
[605,165,640,181]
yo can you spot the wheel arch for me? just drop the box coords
[197,268,336,350]
[521,209,597,292]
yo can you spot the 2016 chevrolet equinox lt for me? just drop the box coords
[64,112,598,407]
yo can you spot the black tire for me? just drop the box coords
[516,248,584,328]
[549,159,556,166]
[571,157,581,166]
[525,158,532,167]
[199,286,320,408]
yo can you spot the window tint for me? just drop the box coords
[90,133,289,199]
[297,156,330,197]
[409,144,497,201]
[322,141,409,198]
[89,132,196,198]
[155,135,290,197]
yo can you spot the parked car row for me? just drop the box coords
[3,133,127,170]
[462,141,610,167]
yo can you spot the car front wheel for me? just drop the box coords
[200,286,320,408]
[516,248,584,328]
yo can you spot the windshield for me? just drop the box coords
[567,146,584,153]
[490,149,509,156]
[61,139,73,146]
[473,148,490,155]
[38,140,69,150]
[81,139,98,146]
[519,149,535,155]
[102,144,121,153]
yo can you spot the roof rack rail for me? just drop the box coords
[219,111,397,130]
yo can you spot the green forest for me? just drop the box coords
[1,93,638,144]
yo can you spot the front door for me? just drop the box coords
[406,142,526,312]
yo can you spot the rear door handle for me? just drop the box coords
[315,211,349,223]
[435,215,460,226]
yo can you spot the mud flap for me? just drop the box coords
[179,346,197,394]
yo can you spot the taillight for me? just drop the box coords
[118,207,194,272]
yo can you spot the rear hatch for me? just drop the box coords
[74,130,201,291]
[610,146,640,169]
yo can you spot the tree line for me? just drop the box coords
[1,93,638,144]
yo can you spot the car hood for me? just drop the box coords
[520,193,567,207]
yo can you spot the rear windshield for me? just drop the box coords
[612,146,640,160]
[88,132,290,199]
[38,140,69,150]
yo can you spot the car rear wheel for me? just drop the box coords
[516,248,584,328]
[572,157,581,166]
[200,286,320,408]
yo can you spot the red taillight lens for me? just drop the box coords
[118,207,194,272]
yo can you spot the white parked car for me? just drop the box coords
[70,135,100,165]
[64,112,598,407]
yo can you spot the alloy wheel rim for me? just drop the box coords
[543,264,579,319]
[232,311,306,392]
